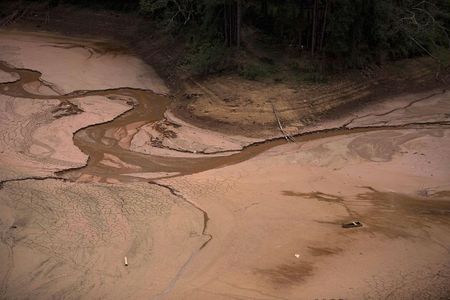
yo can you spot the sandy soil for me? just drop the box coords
[0,94,131,181]
[159,128,450,299]
[0,30,449,300]
[0,180,206,299]
[0,30,168,94]
[129,111,261,156]
[0,69,19,83]
[171,56,444,138]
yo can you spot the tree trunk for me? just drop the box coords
[224,4,228,46]
[229,3,232,47]
[319,0,328,52]
[298,0,304,51]
[311,0,318,56]
[237,0,241,49]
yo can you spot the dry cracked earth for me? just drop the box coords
[0,30,449,299]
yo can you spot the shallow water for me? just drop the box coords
[1,60,448,183]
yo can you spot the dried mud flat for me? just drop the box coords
[0,30,449,300]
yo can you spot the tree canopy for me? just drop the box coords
[32,0,450,74]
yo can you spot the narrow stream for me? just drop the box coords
[1,61,448,183]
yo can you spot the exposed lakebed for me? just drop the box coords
[1,30,449,300]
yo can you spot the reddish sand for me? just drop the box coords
[0,30,449,300]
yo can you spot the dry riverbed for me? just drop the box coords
[0,30,449,299]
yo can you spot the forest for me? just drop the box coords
[29,0,450,75]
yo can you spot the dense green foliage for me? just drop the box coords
[323,0,450,66]
[139,0,449,74]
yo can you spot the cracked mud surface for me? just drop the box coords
[0,30,449,299]
[0,179,205,299]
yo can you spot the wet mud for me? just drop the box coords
[2,60,449,184]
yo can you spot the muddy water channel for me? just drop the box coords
[1,60,449,183]
[0,60,275,181]
[2,40,450,300]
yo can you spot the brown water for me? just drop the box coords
[1,61,448,183]
[0,60,280,181]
